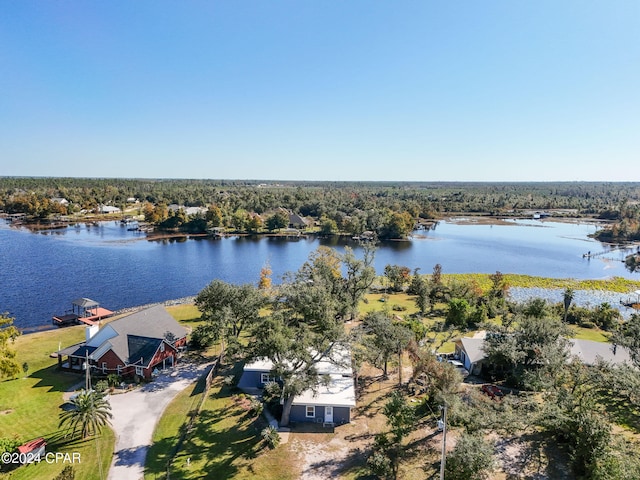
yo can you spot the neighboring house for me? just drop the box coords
[568,339,632,366]
[276,208,309,229]
[51,197,69,206]
[454,335,633,376]
[288,212,309,229]
[167,204,208,216]
[454,337,486,376]
[57,305,188,379]
[98,205,121,214]
[238,346,356,425]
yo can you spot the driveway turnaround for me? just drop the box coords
[107,362,209,480]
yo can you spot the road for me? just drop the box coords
[107,362,208,480]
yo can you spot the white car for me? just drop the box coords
[447,360,469,378]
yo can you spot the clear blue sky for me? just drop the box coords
[1,1,638,181]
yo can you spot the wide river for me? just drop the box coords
[1,218,637,330]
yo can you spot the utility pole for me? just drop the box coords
[84,350,91,391]
[439,401,448,480]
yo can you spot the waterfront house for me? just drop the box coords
[98,205,121,214]
[57,305,188,379]
[238,345,356,425]
[51,197,69,206]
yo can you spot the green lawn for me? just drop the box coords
[0,325,114,480]
[147,364,297,480]
[571,326,610,342]
[144,375,207,480]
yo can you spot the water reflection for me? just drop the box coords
[1,218,637,330]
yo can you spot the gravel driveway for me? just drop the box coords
[107,362,209,480]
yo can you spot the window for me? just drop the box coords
[135,366,144,376]
[306,406,315,418]
[116,365,122,374]
[160,343,165,352]
[102,362,107,373]
[261,373,275,384]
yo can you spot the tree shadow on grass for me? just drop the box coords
[30,365,80,393]
[598,394,640,433]
[145,435,181,479]
[172,399,266,479]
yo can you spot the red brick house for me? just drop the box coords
[57,305,188,379]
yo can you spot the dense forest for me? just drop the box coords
[1,177,639,241]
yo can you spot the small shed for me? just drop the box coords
[17,438,46,463]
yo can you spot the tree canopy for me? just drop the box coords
[0,314,20,379]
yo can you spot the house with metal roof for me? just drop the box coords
[455,334,633,377]
[238,345,356,426]
[57,305,188,379]
[454,336,487,376]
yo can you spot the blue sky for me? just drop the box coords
[1,1,638,181]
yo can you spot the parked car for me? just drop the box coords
[481,384,504,399]
[447,359,469,378]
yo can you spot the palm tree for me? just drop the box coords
[563,287,575,323]
[59,390,112,439]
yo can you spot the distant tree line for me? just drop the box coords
[1,178,640,239]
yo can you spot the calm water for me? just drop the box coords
[0,219,637,330]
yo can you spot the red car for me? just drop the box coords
[481,384,504,399]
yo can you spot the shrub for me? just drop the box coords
[53,466,75,480]
[579,320,596,329]
[106,373,121,387]
[445,433,495,480]
[249,397,263,417]
[0,436,20,455]
[94,379,109,393]
[261,425,280,449]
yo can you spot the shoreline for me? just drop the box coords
[19,296,197,335]
[17,274,640,336]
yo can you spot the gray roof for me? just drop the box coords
[288,213,309,226]
[72,298,99,308]
[569,339,632,366]
[457,336,632,368]
[65,305,187,367]
[105,306,187,364]
[127,335,163,368]
[457,337,486,363]
[107,305,188,342]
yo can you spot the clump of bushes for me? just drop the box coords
[261,425,280,449]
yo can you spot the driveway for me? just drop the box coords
[107,362,209,480]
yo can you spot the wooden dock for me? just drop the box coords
[52,307,114,326]
[52,298,114,327]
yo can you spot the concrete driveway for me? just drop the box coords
[107,362,209,480]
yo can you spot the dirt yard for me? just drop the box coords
[281,363,574,480]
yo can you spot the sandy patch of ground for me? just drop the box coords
[294,434,357,480]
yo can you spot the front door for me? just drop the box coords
[325,406,333,423]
